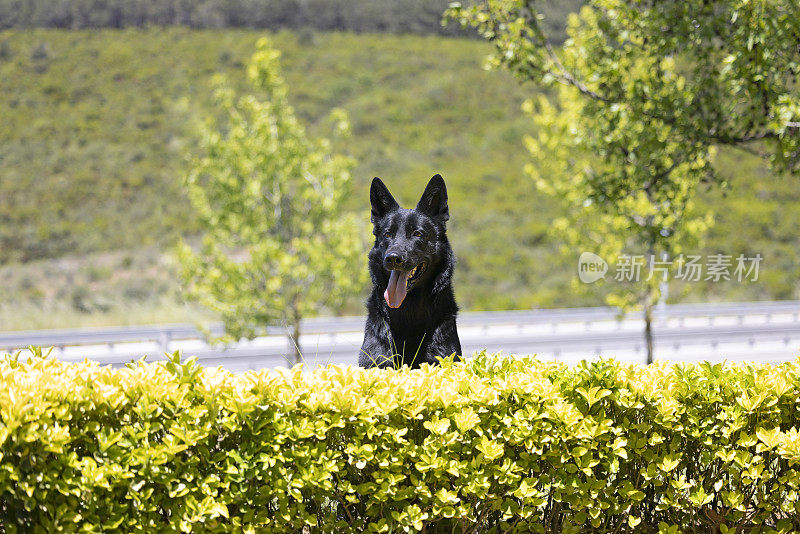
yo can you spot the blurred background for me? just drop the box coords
[1,0,798,366]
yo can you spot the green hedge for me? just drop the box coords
[2,348,800,533]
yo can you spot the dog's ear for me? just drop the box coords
[416,174,449,222]
[370,177,399,223]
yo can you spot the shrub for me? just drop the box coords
[2,349,800,532]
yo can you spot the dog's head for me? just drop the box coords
[369,174,451,309]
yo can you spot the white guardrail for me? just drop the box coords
[1,300,799,371]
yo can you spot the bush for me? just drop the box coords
[2,349,800,532]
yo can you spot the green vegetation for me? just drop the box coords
[0,28,798,330]
[0,0,582,43]
[0,0,466,35]
[4,349,800,531]
[0,248,213,330]
[450,0,800,363]
[178,38,367,362]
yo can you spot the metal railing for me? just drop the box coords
[1,300,798,369]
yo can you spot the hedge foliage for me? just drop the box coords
[3,348,800,532]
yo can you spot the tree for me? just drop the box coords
[178,38,366,365]
[523,87,714,364]
[450,0,800,363]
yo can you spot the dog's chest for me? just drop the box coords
[387,309,434,344]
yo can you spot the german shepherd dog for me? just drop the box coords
[359,174,462,368]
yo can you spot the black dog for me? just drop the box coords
[359,174,462,368]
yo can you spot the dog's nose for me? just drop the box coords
[384,253,404,269]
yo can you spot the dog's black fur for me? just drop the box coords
[359,174,462,368]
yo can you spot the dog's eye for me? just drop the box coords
[412,230,424,238]
[383,231,392,238]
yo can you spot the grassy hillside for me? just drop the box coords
[0,28,798,330]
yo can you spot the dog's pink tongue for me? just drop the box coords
[384,270,409,308]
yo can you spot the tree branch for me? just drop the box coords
[541,40,610,103]
[709,130,778,144]
[515,0,611,103]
